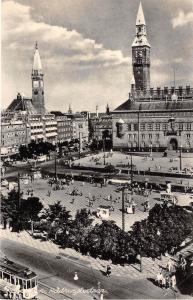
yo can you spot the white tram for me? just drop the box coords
[0,257,38,299]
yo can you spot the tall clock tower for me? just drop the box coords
[132,2,151,92]
[32,42,45,115]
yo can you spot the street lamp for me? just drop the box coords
[121,187,129,232]
[149,144,152,157]
[54,146,59,182]
[103,154,106,166]
[130,153,133,186]
[179,144,182,171]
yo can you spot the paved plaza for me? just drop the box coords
[73,151,193,173]
[20,178,162,231]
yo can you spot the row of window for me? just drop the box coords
[127,123,192,131]
[128,133,191,140]
[2,131,25,138]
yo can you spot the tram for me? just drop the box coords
[0,257,38,299]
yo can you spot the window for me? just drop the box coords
[156,133,159,139]
[162,123,168,131]
[140,123,145,131]
[127,124,132,131]
[147,123,153,131]
[141,134,145,139]
[187,134,190,139]
[149,134,152,139]
[155,123,160,131]
[134,124,138,131]
[134,134,137,140]
[179,123,183,131]
[187,123,191,131]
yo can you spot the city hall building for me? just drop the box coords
[112,3,193,152]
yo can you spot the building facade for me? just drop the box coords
[1,119,28,156]
[112,3,193,152]
[90,114,112,141]
[56,115,73,142]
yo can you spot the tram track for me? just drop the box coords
[38,281,73,300]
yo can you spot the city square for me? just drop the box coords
[1,0,193,299]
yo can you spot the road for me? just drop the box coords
[0,239,175,299]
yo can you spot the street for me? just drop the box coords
[0,238,177,299]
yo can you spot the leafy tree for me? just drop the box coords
[104,164,116,173]
[20,197,43,231]
[87,221,122,260]
[129,203,193,258]
[42,201,72,241]
[74,209,93,228]
[1,190,20,230]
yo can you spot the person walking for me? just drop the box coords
[171,273,176,289]
[106,265,111,277]
[156,270,163,287]
[167,258,174,272]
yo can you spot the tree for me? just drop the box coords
[129,203,193,258]
[1,190,19,230]
[20,197,43,232]
[87,221,122,260]
[74,209,93,228]
[42,201,72,242]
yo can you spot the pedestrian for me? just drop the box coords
[171,273,176,289]
[161,274,166,288]
[165,275,171,289]
[106,265,111,277]
[156,270,163,287]
[167,258,173,272]
[181,257,187,271]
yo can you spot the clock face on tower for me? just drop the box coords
[33,81,39,88]
[137,51,142,57]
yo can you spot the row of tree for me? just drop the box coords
[19,141,56,160]
[2,190,193,264]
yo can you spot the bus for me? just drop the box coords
[0,257,38,299]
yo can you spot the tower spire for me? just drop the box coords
[32,42,42,73]
[31,42,45,114]
[132,2,151,92]
[136,2,146,26]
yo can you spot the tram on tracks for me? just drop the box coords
[0,257,38,299]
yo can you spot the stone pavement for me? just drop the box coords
[1,228,192,283]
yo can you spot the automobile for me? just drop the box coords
[32,230,48,240]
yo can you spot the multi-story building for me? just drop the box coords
[71,114,89,142]
[89,107,112,141]
[112,3,193,151]
[1,43,58,155]
[1,119,28,156]
[55,115,72,142]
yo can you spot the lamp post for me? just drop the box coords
[54,146,59,182]
[103,138,106,165]
[130,153,133,186]
[180,144,182,171]
[121,187,128,232]
[17,173,21,232]
[149,144,152,157]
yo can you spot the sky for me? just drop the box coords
[2,0,193,112]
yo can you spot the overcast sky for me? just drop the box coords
[2,0,193,112]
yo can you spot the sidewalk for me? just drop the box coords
[1,228,192,283]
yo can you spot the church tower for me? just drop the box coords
[32,42,45,114]
[132,2,151,92]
